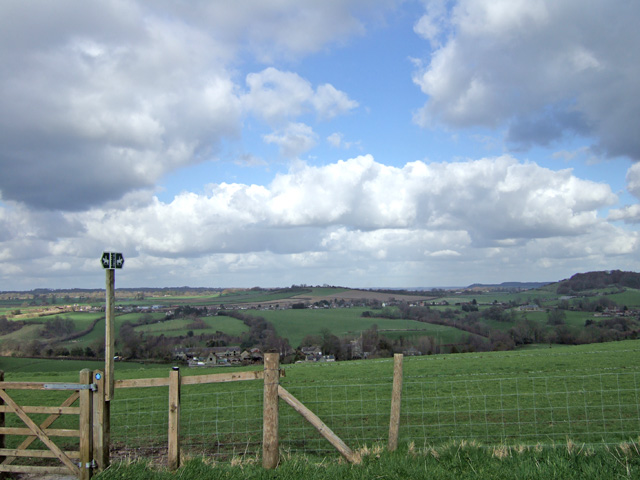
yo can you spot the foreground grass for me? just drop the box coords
[95,441,640,480]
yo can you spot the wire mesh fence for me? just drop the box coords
[107,368,640,463]
[401,372,640,447]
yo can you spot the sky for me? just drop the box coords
[1,0,640,291]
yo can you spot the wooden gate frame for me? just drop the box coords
[0,369,94,479]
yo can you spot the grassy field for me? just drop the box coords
[256,308,469,347]
[3,341,639,479]
[133,315,249,337]
[2,340,639,462]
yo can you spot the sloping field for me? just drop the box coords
[256,307,469,347]
[134,315,249,337]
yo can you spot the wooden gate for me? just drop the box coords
[0,369,94,479]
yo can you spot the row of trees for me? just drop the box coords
[363,301,640,353]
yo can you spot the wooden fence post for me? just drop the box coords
[79,369,93,480]
[262,353,280,469]
[168,367,181,470]
[92,370,109,472]
[388,353,403,452]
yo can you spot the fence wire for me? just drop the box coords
[108,370,640,462]
[401,372,640,447]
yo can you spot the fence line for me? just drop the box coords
[106,367,640,465]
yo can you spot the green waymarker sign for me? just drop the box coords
[101,252,124,269]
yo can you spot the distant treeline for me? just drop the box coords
[557,270,640,293]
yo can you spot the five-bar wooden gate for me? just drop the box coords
[0,369,95,479]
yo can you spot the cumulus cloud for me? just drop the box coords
[627,163,640,199]
[327,133,344,148]
[148,0,400,62]
[608,205,640,225]
[327,132,360,150]
[608,164,640,224]
[263,123,319,158]
[74,155,619,255]
[0,1,365,211]
[413,0,640,160]
[2,154,633,289]
[243,68,358,125]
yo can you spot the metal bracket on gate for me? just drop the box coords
[44,383,98,392]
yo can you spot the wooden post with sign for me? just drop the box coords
[105,269,115,402]
[101,251,123,401]
[100,251,123,473]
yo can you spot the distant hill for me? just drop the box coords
[556,270,640,294]
[466,281,551,291]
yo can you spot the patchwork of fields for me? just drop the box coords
[2,285,640,357]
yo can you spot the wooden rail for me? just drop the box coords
[114,369,277,389]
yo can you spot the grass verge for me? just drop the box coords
[94,440,640,480]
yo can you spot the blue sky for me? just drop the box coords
[1,0,639,290]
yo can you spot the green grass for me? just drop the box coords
[304,287,351,297]
[94,442,640,480]
[604,288,640,307]
[134,315,249,337]
[2,340,640,469]
[256,308,469,347]
[0,323,43,342]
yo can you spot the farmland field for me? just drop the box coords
[134,315,249,337]
[2,339,639,465]
[256,307,469,347]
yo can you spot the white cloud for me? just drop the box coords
[0,2,367,211]
[608,164,640,223]
[263,123,319,158]
[243,68,358,125]
[2,149,630,289]
[243,68,315,124]
[413,0,449,48]
[149,0,399,62]
[327,133,344,148]
[327,132,361,150]
[627,163,640,199]
[50,155,620,259]
[413,0,640,160]
[312,84,359,120]
[608,205,640,225]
